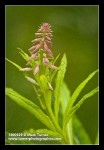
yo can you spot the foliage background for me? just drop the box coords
[6,5,98,143]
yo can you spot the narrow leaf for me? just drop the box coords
[67,119,74,144]
[6,88,55,131]
[60,82,71,114]
[54,53,67,119]
[6,58,22,70]
[64,70,98,120]
[95,132,99,144]
[50,67,59,82]
[39,75,51,108]
[32,85,46,111]
[17,48,29,61]
[59,82,73,144]
[73,115,92,144]
[52,53,60,65]
[64,87,99,127]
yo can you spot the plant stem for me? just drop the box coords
[44,94,70,144]
[39,49,43,75]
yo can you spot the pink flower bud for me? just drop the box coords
[39,23,52,33]
[35,43,41,50]
[46,36,51,41]
[41,38,44,42]
[31,38,42,42]
[43,56,49,63]
[28,45,36,51]
[44,42,53,57]
[50,65,58,70]
[28,44,41,51]
[28,51,39,61]
[46,40,52,46]
[44,62,49,65]
[34,64,39,75]
[43,56,58,69]
[46,33,53,37]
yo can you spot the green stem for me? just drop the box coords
[39,75,69,144]
[44,93,69,144]
[39,48,44,75]
[67,119,73,144]
[32,85,47,110]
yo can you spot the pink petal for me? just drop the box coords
[43,56,49,63]
[44,42,53,57]
[41,38,44,42]
[35,44,41,50]
[28,44,41,51]
[50,65,58,70]
[46,33,53,37]
[34,65,39,75]
[28,51,39,61]
[46,40,52,46]
[43,62,58,70]
[44,61,49,66]
[31,38,42,42]
[37,23,53,34]
[31,51,39,58]
[46,36,51,41]
[28,45,36,51]
[45,48,53,57]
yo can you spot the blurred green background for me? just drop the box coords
[6,6,98,143]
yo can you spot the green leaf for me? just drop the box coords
[60,82,71,114]
[6,58,22,70]
[64,70,98,121]
[71,87,98,115]
[95,132,99,144]
[73,115,92,144]
[17,47,29,61]
[67,118,74,144]
[6,88,55,131]
[64,87,99,126]
[59,82,73,144]
[39,75,51,108]
[54,54,67,119]
[52,53,60,65]
[39,75,62,135]
[32,85,46,111]
[50,67,60,82]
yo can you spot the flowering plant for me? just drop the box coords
[6,23,99,144]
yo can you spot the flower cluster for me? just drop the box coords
[20,23,58,76]
[29,23,53,58]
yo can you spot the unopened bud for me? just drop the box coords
[19,68,32,72]
[48,82,53,91]
[25,76,38,86]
